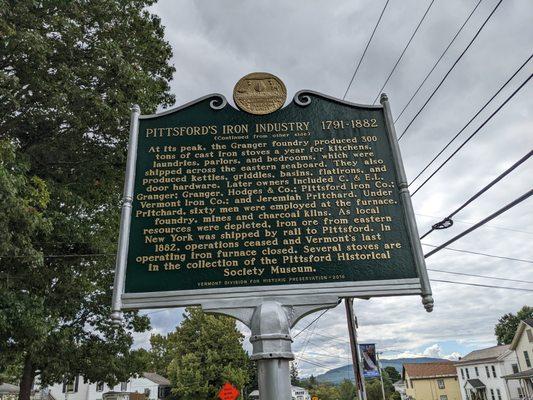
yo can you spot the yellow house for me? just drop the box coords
[503,318,533,399]
[403,362,462,400]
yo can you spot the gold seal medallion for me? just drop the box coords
[233,72,287,115]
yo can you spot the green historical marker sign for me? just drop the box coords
[111,73,432,316]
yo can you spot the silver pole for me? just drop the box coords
[380,93,433,312]
[250,301,293,400]
[257,359,292,400]
[377,352,386,400]
[345,298,367,400]
[111,104,141,324]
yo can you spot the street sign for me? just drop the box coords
[218,382,240,400]
[110,72,434,400]
[111,74,432,315]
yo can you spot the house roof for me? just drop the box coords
[503,368,533,380]
[510,320,533,350]
[465,379,486,389]
[142,372,170,386]
[455,345,510,365]
[403,362,457,379]
[0,383,19,394]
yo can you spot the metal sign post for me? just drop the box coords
[110,73,433,400]
[377,352,386,400]
[203,296,338,400]
[345,299,367,400]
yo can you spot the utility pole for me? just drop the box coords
[377,352,386,400]
[345,298,367,400]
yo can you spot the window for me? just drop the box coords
[460,369,465,380]
[62,376,79,393]
[527,329,533,343]
[496,389,502,400]
[466,368,470,379]
[158,387,170,399]
[490,389,495,400]
[437,379,445,389]
[96,382,104,392]
[525,351,532,368]
[475,367,479,377]
[512,364,519,374]
[491,365,497,378]
[120,382,128,392]
[144,389,151,397]
[440,396,448,400]
[485,366,490,378]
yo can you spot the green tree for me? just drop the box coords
[365,379,384,400]
[166,308,250,400]
[309,375,318,389]
[141,332,181,377]
[310,383,340,400]
[0,1,175,399]
[338,379,357,400]
[380,369,395,395]
[0,139,51,388]
[384,367,401,383]
[290,362,301,386]
[495,306,533,345]
[390,391,401,400]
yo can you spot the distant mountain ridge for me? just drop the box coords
[315,357,446,384]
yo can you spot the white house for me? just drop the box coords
[503,319,533,400]
[42,373,170,400]
[455,345,521,400]
[249,385,311,400]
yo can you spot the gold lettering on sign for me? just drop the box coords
[133,113,409,287]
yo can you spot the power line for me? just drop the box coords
[394,0,483,123]
[297,357,332,369]
[310,331,351,345]
[343,0,390,100]
[411,73,532,196]
[419,150,533,239]
[425,188,533,258]
[304,350,353,361]
[293,308,330,339]
[428,268,533,284]
[416,213,533,235]
[421,243,533,264]
[372,0,437,105]
[430,279,533,292]
[297,313,321,361]
[398,0,504,140]
[410,54,533,187]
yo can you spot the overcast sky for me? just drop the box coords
[135,0,533,377]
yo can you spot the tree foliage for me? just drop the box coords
[495,306,533,345]
[0,0,175,398]
[384,367,401,383]
[310,383,341,400]
[365,379,385,400]
[165,308,250,400]
[290,362,301,386]
[338,379,357,400]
